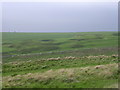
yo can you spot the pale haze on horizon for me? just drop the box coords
[2,2,118,32]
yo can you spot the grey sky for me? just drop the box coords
[2,2,118,32]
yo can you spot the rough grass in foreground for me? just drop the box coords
[3,63,118,88]
[3,54,119,88]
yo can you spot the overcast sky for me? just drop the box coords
[2,2,118,32]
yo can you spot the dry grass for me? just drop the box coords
[104,83,118,88]
[3,63,118,87]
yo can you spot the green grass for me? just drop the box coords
[2,31,119,88]
[3,62,118,88]
[3,55,118,76]
[2,32,118,55]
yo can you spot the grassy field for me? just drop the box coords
[2,31,119,88]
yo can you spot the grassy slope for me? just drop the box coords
[2,32,119,88]
[3,63,118,88]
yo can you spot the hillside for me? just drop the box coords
[2,32,119,88]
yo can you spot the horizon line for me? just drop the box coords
[1,31,118,33]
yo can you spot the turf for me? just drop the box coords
[2,31,119,88]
